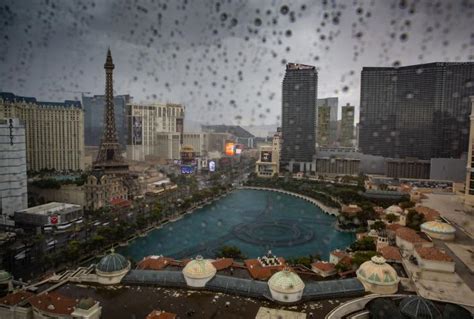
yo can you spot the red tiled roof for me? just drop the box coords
[146,310,177,319]
[331,250,347,259]
[338,255,353,266]
[341,205,362,216]
[0,291,34,306]
[415,206,440,222]
[386,223,403,232]
[137,256,176,270]
[244,258,286,280]
[311,262,335,272]
[211,258,234,271]
[379,246,402,261]
[29,292,77,316]
[415,247,453,262]
[396,227,429,243]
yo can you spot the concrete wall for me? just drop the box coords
[0,118,28,224]
[29,184,86,207]
[430,157,466,182]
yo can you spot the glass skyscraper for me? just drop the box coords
[359,62,474,160]
[281,63,318,168]
[82,94,131,147]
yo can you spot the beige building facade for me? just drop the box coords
[0,93,84,171]
[256,132,281,177]
[465,96,474,206]
[126,102,184,161]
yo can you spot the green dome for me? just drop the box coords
[268,269,305,293]
[96,251,129,273]
[0,270,11,282]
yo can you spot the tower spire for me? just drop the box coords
[93,49,128,173]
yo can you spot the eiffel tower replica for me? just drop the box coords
[93,49,129,173]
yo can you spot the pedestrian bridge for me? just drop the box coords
[122,270,365,301]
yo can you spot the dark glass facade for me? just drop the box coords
[281,63,318,165]
[82,94,131,147]
[359,62,474,159]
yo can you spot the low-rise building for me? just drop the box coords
[95,250,131,285]
[0,290,34,319]
[30,292,101,319]
[14,202,83,233]
[329,249,348,265]
[268,269,305,303]
[341,204,362,217]
[385,158,431,179]
[315,157,360,176]
[84,172,128,211]
[414,206,440,222]
[378,246,402,263]
[414,246,455,273]
[395,227,433,255]
[182,255,216,288]
[311,261,336,277]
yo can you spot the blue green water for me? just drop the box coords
[119,189,354,261]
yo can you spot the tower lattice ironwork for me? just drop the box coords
[93,49,129,172]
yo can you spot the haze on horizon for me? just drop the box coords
[0,0,473,127]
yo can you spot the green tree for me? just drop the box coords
[371,220,386,231]
[406,210,425,231]
[385,213,399,223]
[65,240,81,262]
[216,245,246,259]
[350,237,376,251]
[352,251,377,267]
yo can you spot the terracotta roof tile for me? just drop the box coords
[379,246,402,261]
[311,262,335,272]
[338,255,353,266]
[396,227,429,243]
[331,250,347,259]
[386,223,403,232]
[415,206,440,222]
[29,292,77,316]
[0,291,34,306]
[211,258,234,271]
[244,258,286,280]
[137,256,176,270]
[415,247,453,262]
[146,310,177,319]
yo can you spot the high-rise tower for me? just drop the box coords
[281,63,317,172]
[93,49,129,172]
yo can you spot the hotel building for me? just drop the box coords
[0,92,84,171]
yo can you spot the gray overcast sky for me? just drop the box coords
[0,0,473,127]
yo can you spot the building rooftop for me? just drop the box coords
[379,246,402,261]
[311,261,336,272]
[395,227,430,244]
[137,256,178,270]
[341,204,362,216]
[331,249,348,259]
[0,92,82,108]
[16,202,81,215]
[146,310,177,319]
[421,221,456,234]
[29,292,77,316]
[268,269,305,294]
[415,247,454,262]
[182,255,216,279]
[202,125,255,138]
[286,62,315,70]
[244,258,286,281]
[0,290,34,306]
[211,258,234,271]
[415,206,441,222]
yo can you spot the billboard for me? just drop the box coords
[261,151,272,162]
[49,214,60,225]
[181,165,194,174]
[209,160,216,172]
[225,142,235,156]
[132,116,142,145]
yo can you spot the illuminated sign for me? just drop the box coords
[261,151,272,162]
[225,142,235,156]
[181,165,194,174]
[209,160,216,172]
[132,116,142,145]
[49,214,60,225]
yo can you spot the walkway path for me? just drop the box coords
[239,186,340,216]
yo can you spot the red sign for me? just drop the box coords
[49,215,59,225]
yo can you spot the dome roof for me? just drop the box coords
[182,255,216,279]
[399,296,441,319]
[0,270,11,282]
[96,250,129,273]
[356,256,400,286]
[421,221,455,234]
[386,205,403,215]
[268,269,305,294]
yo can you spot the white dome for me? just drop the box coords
[182,255,216,279]
[421,221,455,234]
[356,256,400,294]
[385,205,403,215]
[268,269,305,294]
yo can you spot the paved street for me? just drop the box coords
[421,193,474,238]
